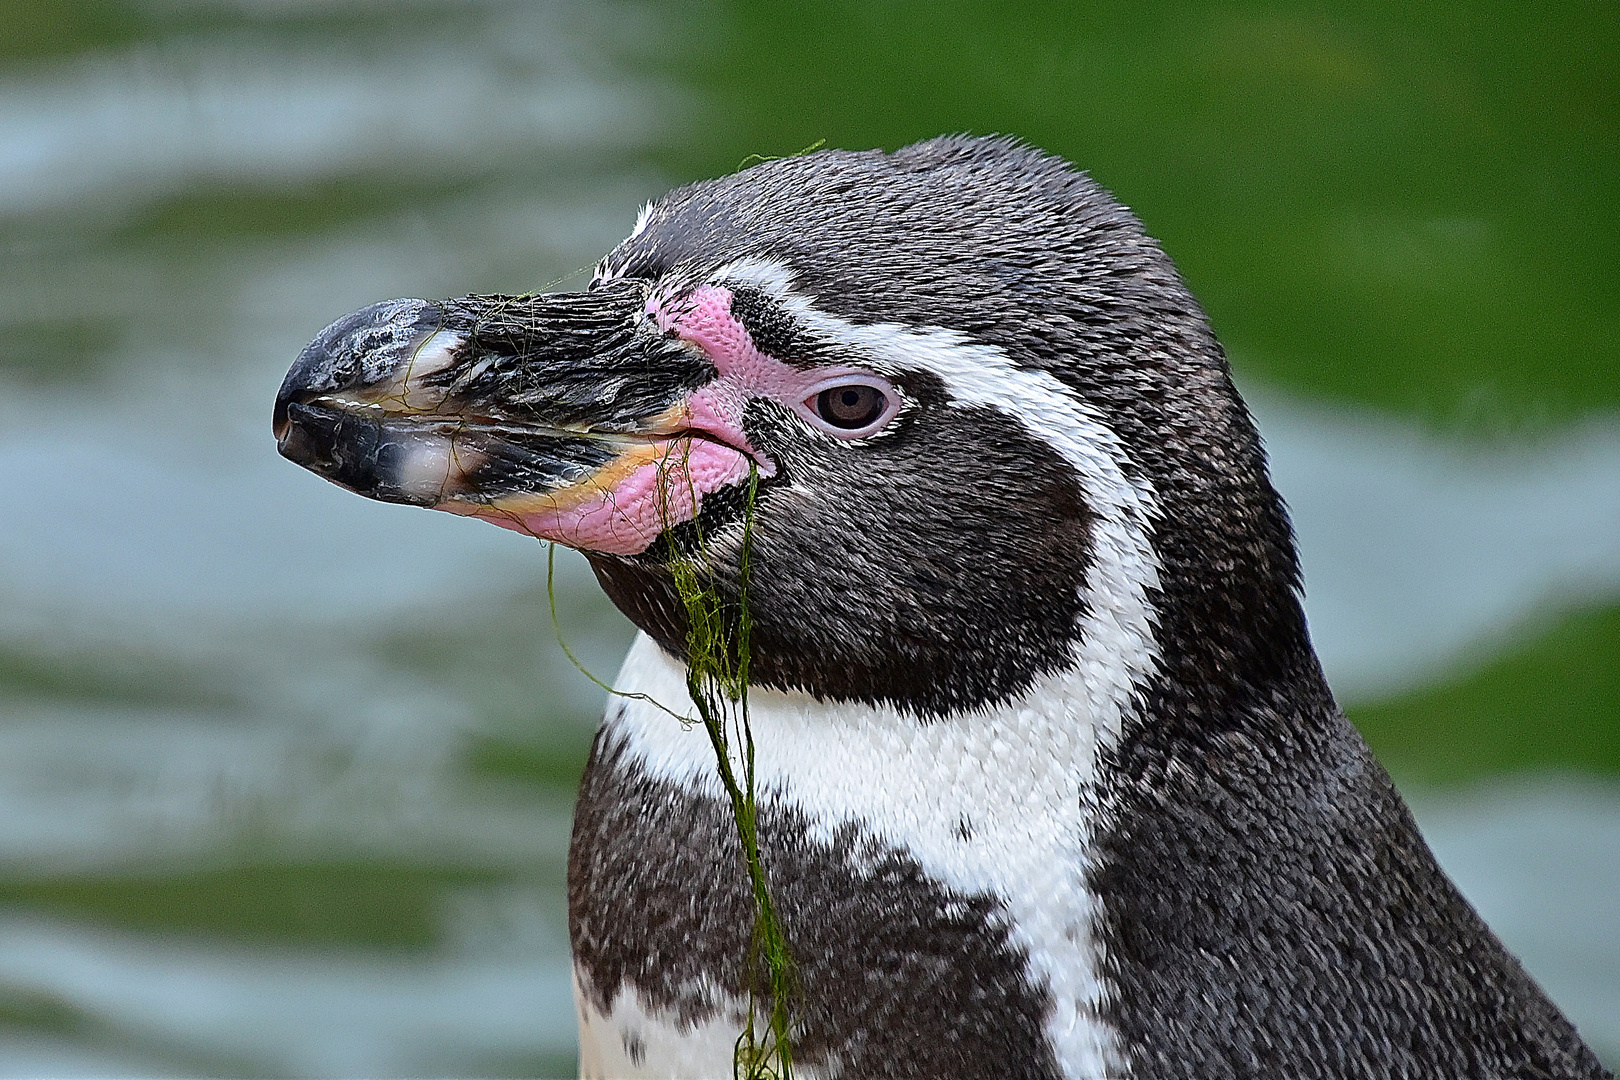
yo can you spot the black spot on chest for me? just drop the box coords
[568,732,1063,1080]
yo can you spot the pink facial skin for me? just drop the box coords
[443,283,894,557]
[443,283,896,556]
[668,284,901,443]
[457,434,755,556]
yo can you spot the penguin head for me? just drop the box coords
[276,136,1311,720]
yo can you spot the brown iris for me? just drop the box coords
[815,384,888,429]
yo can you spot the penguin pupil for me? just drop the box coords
[818,384,885,428]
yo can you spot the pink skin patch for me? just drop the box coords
[454,435,754,556]
[437,283,877,557]
[658,283,896,441]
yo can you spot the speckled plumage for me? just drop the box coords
[571,137,1611,1079]
[275,135,1613,1079]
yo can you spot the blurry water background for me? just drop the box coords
[0,1,1614,1075]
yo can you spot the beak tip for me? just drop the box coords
[275,297,443,457]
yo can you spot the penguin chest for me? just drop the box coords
[565,636,1126,1080]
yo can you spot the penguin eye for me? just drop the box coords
[815,384,887,429]
[792,374,901,438]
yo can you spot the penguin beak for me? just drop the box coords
[274,284,765,555]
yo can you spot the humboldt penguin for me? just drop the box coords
[274,136,1612,1079]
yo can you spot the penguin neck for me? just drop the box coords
[604,629,1130,1078]
[606,631,1123,844]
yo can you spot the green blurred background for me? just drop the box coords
[0,1,1614,1075]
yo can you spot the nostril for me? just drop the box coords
[272,397,291,442]
[274,404,320,466]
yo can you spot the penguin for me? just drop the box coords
[274,136,1612,1079]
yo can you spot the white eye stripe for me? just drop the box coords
[628,200,656,241]
[711,256,801,300]
[806,316,1163,699]
[712,259,1163,713]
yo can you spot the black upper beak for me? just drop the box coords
[274,299,453,504]
[274,283,713,509]
[273,298,443,444]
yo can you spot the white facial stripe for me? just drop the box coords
[628,200,656,242]
[712,255,798,298]
[714,255,1164,728]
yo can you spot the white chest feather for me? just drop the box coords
[574,633,1135,1080]
[576,967,753,1080]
